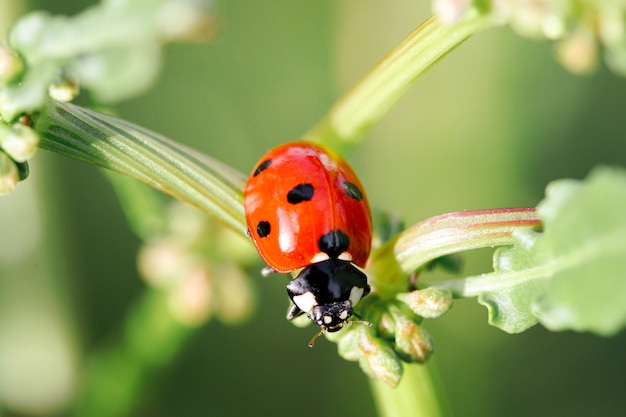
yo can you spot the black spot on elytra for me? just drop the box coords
[287,183,315,204]
[318,230,350,259]
[253,159,272,177]
[256,220,271,238]
[343,181,363,201]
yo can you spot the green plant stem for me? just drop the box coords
[302,8,494,154]
[395,208,541,273]
[368,208,540,297]
[370,361,451,417]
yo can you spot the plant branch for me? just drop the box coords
[370,362,451,417]
[302,8,494,154]
[34,101,247,234]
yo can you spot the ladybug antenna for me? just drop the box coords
[349,312,373,329]
[308,328,327,348]
[347,319,373,328]
[307,319,373,348]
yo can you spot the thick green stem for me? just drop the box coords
[370,362,451,417]
[395,208,541,274]
[302,8,494,154]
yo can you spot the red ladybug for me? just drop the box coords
[244,142,372,338]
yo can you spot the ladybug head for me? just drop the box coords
[307,300,372,347]
[309,300,353,332]
[285,259,372,346]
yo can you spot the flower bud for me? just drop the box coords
[556,29,597,75]
[0,123,40,162]
[0,151,19,195]
[393,316,434,363]
[358,327,403,388]
[49,76,80,102]
[138,239,190,288]
[377,309,396,340]
[214,264,255,325]
[433,0,472,24]
[336,325,362,361]
[0,43,24,84]
[168,263,213,326]
[397,287,453,318]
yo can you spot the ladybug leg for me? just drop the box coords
[286,302,303,320]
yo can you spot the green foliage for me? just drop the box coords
[1,0,626,417]
[4,0,212,117]
[437,167,626,336]
[503,167,626,335]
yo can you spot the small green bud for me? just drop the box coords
[168,263,213,326]
[48,76,80,102]
[0,123,40,162]
[377,310,396,340]
[357,327,403,388]
[397,287,453,318]
[138,238,193,289]
[0,151,19,195]
[214,264,255,325]
[393,316,434,363]
[0,43,25,84]
[336,325,362,361]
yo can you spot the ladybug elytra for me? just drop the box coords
[244,142,373,343]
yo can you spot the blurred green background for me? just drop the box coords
[1,0,626,416]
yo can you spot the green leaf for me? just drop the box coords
[532,167,626,335]
[438,166,626,335]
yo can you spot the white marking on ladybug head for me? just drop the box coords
[339,309,349,320]
[323,315,333,324]
[292,292,318,313]
[349,286,365,307]
[338,252,353,262]
[309,252,330,264]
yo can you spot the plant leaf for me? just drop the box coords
[437,166,626,335]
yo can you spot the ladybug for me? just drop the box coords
[244,142,372,341]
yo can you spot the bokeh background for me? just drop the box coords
[1,0,626,416]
